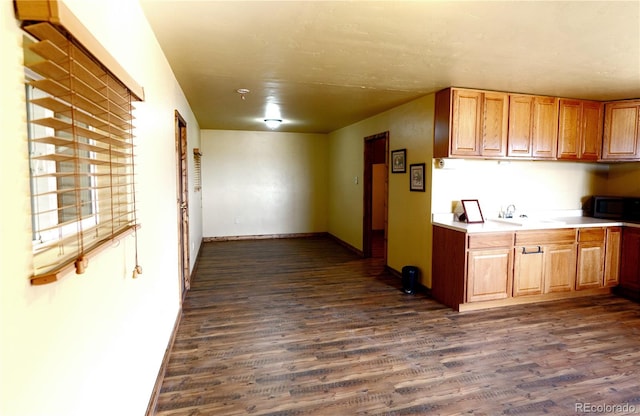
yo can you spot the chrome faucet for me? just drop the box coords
[505,204,516,218]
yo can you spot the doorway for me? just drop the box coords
[363,131,389,260]
[175,110,191,300]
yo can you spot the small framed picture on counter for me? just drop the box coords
[461,199,484,223]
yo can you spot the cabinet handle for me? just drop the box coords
[522,246,543,255]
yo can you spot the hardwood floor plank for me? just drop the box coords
[152,236,640,415]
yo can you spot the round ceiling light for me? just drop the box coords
[264,118,283,129]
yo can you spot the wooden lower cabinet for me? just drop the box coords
[513,242,576,296]
[432,225,620,311]
[576,242,604,289]
[467,248,513,302]
[544,243,577,293]
[576,228,606,290]
[513,246,544,296]
[513,229,577,296]
[619,227,640,291]
[604,227,622,287]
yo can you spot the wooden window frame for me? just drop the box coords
[16,0,144,285]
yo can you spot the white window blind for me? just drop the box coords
[193,148,202,192]
[22,21,143,285]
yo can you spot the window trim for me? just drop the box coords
[16,0,144,285]
[15,0,144,101]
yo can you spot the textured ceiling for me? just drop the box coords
[140,0,640,133]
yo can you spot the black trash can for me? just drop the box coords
[402,265,419,294]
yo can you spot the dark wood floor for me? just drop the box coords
[153,236,640,415]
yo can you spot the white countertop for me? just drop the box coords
[432,212,634,233]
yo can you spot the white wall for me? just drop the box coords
[0,0,201,415]
[431,159,611,218]
[201,129,328,237]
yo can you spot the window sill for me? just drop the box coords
[30,224,140,286]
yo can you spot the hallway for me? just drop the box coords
[152,236,640,415]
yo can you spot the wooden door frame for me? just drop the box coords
[363,131,389,259]
[175,110,190,300]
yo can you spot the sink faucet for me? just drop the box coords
[505,204,516,218]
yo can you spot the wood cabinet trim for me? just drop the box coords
[578,227,606,242]
[515,229,576,245]
[468,232,514,249]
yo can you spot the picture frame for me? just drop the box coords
[391,149,406,173]
[409,163,425,192]
[461,199,485,223]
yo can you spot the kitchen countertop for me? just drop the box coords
[431,213,637,234]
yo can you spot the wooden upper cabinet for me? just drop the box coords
[450,89,482,156]
[531,96,559,158]
[507,94,559,159]
[434,88,508,158]
[482,92,510,157]
[435,86,637,162]
[557,99,603,161]
[507,95,534,157]
[602,100,640,161]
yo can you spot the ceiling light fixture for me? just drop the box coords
[264,118,283,129]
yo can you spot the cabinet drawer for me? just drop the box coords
[516,229,576,245]
[468,232,514,249]
[578,228,605,242]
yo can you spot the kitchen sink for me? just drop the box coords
[490,217,566,226]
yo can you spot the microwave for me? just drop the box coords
[587,196,640,221]
[590,196,625,219]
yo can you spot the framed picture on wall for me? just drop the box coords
[409,163,425,192]
[391,149,406,173]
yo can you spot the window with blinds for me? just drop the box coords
[193,148,202,192]
[22,21,143,284]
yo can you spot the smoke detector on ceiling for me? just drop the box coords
[236,88,250,100]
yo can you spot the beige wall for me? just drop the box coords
[328,95,435,283]
[432,160,611,219]
[606,163,640,197]
[201,129,328,237]
[0,0,202,415]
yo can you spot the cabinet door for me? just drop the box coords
[508,95,534,157]
[576,242,604,290]
[581,101,603,161]
[451,89,482,156]
[604,227,621,287]
[544,243,577,293]
[513,246,544,296]
[557,99,581,160]
[602,101,640,160]
[467,248,513,302]
[481,92,509,157]
[531,96,559,159]
[620,228,640,290]
[558,100,603,161]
